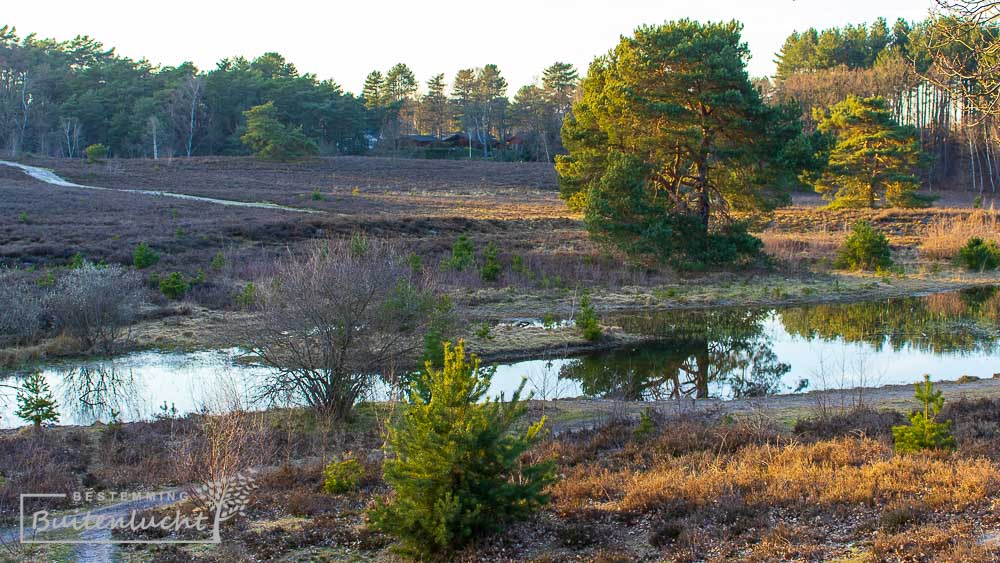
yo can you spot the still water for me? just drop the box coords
[2,287,999,427]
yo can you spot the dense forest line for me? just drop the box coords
[769,16,1000,191]
[0,25,578,161]
[1,12,1000,193]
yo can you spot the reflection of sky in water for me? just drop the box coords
[0,350,269,428]
[2,297,999,428]
[765,312,999,390]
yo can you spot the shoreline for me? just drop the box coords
[2,273,998,374]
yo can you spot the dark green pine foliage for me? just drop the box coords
[892,375,955,453]
[15,372,60,429]
[557,19,808,270]
[370,340,554,558]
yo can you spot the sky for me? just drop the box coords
[3,0,933,95]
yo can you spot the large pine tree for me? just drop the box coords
[556,19,808,269]
[809,95,928,208]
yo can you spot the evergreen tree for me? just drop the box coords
[370,340,553,558]
[892,375,955,453]
[361,70,384,109]
[557,20,806,268]
[382,63,417,104]
[241,101,318,161]
[809,96,929,208]
[541,61,579,116]
[15,372,60,430]
[418,73,451,137]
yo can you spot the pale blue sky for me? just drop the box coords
[3,0,932,94]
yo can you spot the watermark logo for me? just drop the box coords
[19,470,257,545]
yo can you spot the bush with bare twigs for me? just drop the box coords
[48,263,144,353]
[240,235,448,420]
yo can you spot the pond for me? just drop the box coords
[2,287,999,428]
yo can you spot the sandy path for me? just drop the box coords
[0,160,320,214]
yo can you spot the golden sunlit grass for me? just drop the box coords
[552,437,999,517]
[921,209,1000,260]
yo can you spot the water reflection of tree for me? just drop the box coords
[560,310,790,400]
[779,288,1000,354]
[58,365,143,424]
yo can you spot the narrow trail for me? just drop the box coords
[0,160,321,214]
[1,488,183,563]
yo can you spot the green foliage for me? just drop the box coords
[235,282,256,309]
[349,232,369,257]
[17,212,29,224]
[159,271,189,299]
[634,407,655,440]
[311,189,324,201]
[958,237,1000,271]
[974,195,984,209]
[241,101,319,161]
[406,252,423,273]
[15,373,59,429]
[835,221,893,271]
[556,20,806,268]
[542,313,558,329]
[574,292,602,341]
[892,375,955,453]
[442,234,475,271]
[69,253,85,269]
[210,251,225,271]
[370,341,553,558]
[323,458,364,494]
[84,143,107,163]
[775,18,900,79]
[474,322,493,340]
[808,96,929,209]
[480,242,501,282]
[132,242,160,269]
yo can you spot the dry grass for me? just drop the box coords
[921,209,1000,260]
[758,231,842,267]
[552,437,999,516]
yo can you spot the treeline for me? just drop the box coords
[0,25,578,161]
[360,61,578,160]
[768,17,1000,192]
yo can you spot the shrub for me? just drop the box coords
[0,277,47,346]
[210,251,225,271]
[17,212,29,224]
[49,264,144,352]
[323,458,364,494]
[575,292,602,341]
[310,189,324,201]
[132,242,160,270]
[892,375,955,453]
[16,373,60,430]
[480,242,501,282]
[370,340,554,558]
[159,272,190,300]
[835,221,893,271]
[442,234,475,271]
[84,143,108,163]
[957,237,1000,271]
[235,282,256,309]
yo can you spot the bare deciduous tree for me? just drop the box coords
[240,236,443,420]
